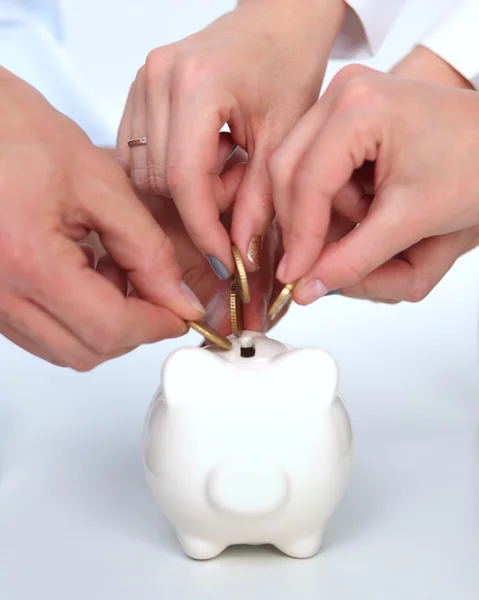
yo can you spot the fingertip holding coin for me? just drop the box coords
[186,320,233,351]
[232,245,251,304]
[268,284,342,321]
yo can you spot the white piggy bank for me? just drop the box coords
[143,331,352,559]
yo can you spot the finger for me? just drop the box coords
[215,132,238,174]
[79,243,95,269]
[231,147,275,272]
[30,237,189,354]
[96,253,128,295]
[129,67,150,193]
[116,80,136,173]
[271,75,386,284]
[340,232,465,303]
[80,170,205,319]
[294,199,420,305]
[0,293,131,371]
[332,180,371,224]
[166,92,234,278]
[243,225,277,332]
[325,211,358,245]
[1,322,65,366]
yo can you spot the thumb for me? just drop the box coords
[294,198,421,304]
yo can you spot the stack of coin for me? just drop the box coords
[188,245,249,350]
[231,245,250,304]
[229,279,243,337]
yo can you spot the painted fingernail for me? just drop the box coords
[205,293,230,330]
[276,253,288,281]
[298,279,329,304]
[206,255,230,280]
[180,281,205,314]
[326,289,341,296]
[247,234,263,271]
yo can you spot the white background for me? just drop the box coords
[1,1,479,598]
[58,0,457,139]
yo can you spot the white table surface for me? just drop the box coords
[1,247,479,600]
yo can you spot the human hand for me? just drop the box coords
[267,65,479,305]
[0,69,206,371]
[342,45,478,304]
[117,0,347,278]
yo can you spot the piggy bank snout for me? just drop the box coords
[206,460,289,517]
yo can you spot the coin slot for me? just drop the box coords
[240,336,256,358]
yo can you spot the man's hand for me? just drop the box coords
[0,69,206,371]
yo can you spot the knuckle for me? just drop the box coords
[333,73,383,115]
[340,255,370,285]
[267,150,292,189]
[70,354,101,373]
[331,64,372,89]
[405,275,432,303]
[149,234,176,272]
[172,56,215,92]
[288,222,320,247]
[0,233,38,282]
[135,64,146,85]
[145,45,175,87]
[81,320,127,356]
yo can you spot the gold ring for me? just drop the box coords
[127,137,147,148]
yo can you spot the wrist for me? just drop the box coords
[391,45,474,90]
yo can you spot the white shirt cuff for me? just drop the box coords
[331,0,407,59]
[420,0,479,89]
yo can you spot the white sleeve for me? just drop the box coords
[331,0,408,59]
[0,1,114,145]
[420,0,479,89]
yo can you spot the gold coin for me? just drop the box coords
[268,282,295,320]
[187,321,233,351]
[231,245,251,304]
[230,279,243,337]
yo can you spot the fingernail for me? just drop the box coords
[277,253,288,281]
[326,289,341,296]
[205,293,230,330]
[180,281,205,314]
[206,255,230,280]
[298,279,329,304]
[247,234,263,271]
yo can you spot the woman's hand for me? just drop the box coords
[267,64,479,305]
[117,0,347,278]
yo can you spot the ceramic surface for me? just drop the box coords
[143,331,352,559]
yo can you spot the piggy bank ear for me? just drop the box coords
[162,347,225,407]
[270,347,338,409]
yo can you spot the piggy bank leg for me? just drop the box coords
[177,534,226,560]
[275,529,325,559]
